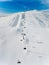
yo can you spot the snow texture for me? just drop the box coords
[0,10,49,65]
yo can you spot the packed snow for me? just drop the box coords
[0,10,49,65]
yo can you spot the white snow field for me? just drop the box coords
[0,10,49,65]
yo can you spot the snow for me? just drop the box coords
[0,10,49,65]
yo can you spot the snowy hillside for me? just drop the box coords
[0,10,49,65]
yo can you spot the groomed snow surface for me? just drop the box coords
[0,10,49,65]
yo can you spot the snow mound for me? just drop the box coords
[0,10,49,65]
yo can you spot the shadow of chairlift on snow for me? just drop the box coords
[17,60,21,64]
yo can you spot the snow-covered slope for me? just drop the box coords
[0,10,49,65]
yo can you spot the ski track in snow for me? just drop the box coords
[0,10,49,65]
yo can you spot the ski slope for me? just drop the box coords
[0,10,49,65]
